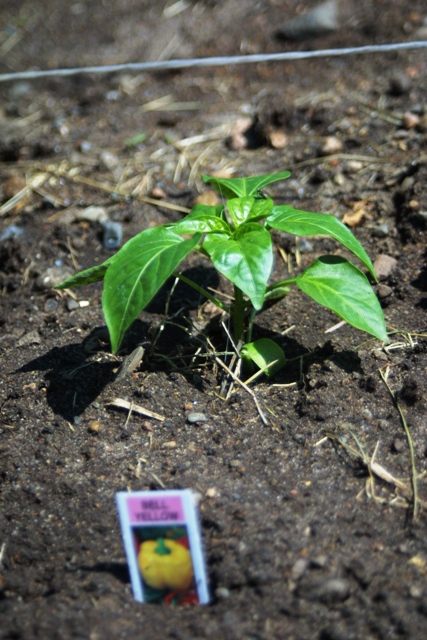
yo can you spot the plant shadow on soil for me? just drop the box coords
[15,302,363,428]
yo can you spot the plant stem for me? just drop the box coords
[267,277,298,292]
[173,272,230,314]
[232,285,245,343]
[247,307,256,343]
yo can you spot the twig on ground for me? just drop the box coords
[0,172,48,216]
[379,365,419,519]
[44,166,191,214]
[325,426,426,513]
[107,398,164,422]
[207,335,268,425]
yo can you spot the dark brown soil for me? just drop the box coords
[1,1,427,638]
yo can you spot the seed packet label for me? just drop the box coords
[116,489,209,605]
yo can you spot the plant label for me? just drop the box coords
[116,489,209,604]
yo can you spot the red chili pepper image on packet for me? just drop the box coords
[116,489,209,604]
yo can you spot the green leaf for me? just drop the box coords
[264,285,291,302]
[241,338,286,377]
[296,256,388,342]
[248,197,274,221]
[55,259,113,289]
[267,205,377,280]
[227,197,255,226]
[202,171,291,198]
[203,223,273,309]
[171,204,229,235]
[103,227,201,353]
[124,132,146,148]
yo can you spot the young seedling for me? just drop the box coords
[56,171,388,375]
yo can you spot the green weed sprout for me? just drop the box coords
[56,171,388,375]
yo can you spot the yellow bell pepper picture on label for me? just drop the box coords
[138,538,194,590]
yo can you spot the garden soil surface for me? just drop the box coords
[2,1,427,638]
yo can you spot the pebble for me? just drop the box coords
[392,438,405,453]
[150,186,167,199]
[296,237,314,252]
[228,118,252,151]
[0,224,23,242]
[346,160,363,172]
[186,412,207,424]
[44,298,59,312]
[102,221,123,249]
[16,330,41,347]
[37,266,75,289]
[402,111,420,130]
[310,555,328,569]
[277,0,338,40]
[79,140,92,153]
[66,298,80,311]
[389,72,412,96]
[76,206,108,224]
[372,224,389,238]
[322,135,343,155]
[373,254,397,279]
[268,130,288,149]
[215,587,231,600]
[100,150,120,170]
[293,433,306,445]
[7,82,31,99]
[333,172,346,186]
[377,284,392,300]
[360,408,373,422]
[291,558,309,581]
[409,584,423,599]
[316,578,351,604]
[88,420,101,433]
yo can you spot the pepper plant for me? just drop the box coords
[56,171,388,374]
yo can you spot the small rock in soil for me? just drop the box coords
[377,284,393,300]
[402,112,420,129]
[0,224,23,242]
[316,578,351,604]
[392,438,405,453]
[409,584,423,599]
[310,555,328,569]
[16,330,41,347]
[276,0,338,41]
[373,254,398,279]
[102,221,123,249]
[372,224,389,238]
[88,420,101,433]
[37,265,75,289]
[43,298,59,312]
[291,558,309,581]
[388,72,412,95]
[66,298,80,311]
[321,135,343,155]
[76,205,108,224]
[100,150,120,170]
[268,130,288,149]
[186,412,208,424]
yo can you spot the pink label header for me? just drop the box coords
[127,495,185,524]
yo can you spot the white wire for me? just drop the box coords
[0,41,426,83]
